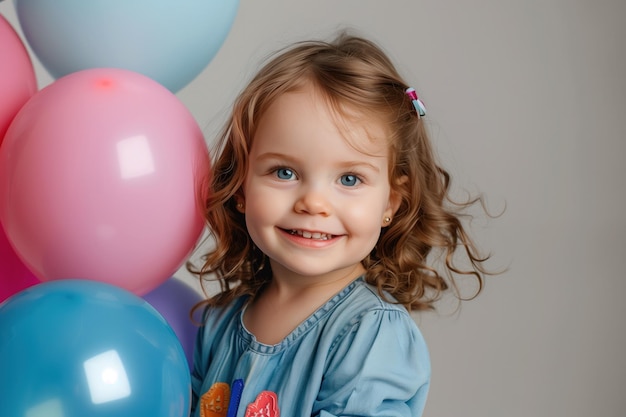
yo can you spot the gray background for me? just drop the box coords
[2,1,625,416]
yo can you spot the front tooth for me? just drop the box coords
[293,230,331,239]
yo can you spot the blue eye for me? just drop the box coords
[276,168,295,180]
[340,174,360,187]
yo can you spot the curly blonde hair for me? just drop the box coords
[191,32,491,311]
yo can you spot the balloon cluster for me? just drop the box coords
[0,1,238,416]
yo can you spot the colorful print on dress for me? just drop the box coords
[226,379,245,417]
[200,382,231,417]
[244,391,279,417]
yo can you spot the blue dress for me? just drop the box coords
[191,277,430,417]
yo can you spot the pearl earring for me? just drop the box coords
[384,217,391,224]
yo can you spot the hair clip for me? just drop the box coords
[405,87,426,118]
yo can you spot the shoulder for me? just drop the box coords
[315,280,431,416]
[351,278,410,313]
[323,278,429,366]
[193,296,248,377]
[197,296,247,339]
[328,279,421,337]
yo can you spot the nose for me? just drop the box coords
[293,185,332,216]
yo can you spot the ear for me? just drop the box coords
[234,194,245,213]
[382,175,408,226]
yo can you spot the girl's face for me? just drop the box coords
[241,84,400,284]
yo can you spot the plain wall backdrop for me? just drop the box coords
[1,1,624,416]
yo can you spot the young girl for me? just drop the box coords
[190,32,490,417]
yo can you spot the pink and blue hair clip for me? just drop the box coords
[405,87,426,118]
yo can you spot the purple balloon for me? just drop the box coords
[143,277,204,370]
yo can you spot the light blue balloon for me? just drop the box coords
[0,279,191,417]
[14,0,239,92]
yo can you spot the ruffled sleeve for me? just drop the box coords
[315,308,430,417]
[189,307,209,416]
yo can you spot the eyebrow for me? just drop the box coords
[254,152,381,173]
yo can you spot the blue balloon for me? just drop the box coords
[0,280,190,417]
[15,0,239,92]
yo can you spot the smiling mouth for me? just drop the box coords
[287,229,334,240]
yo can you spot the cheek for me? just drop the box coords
[359,189,392,218]
[243,200,270,251]
[343,201,386,233]
[243,186,285,228]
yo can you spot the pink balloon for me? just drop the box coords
[0,14,37,142]
[0,68,209,295]
[0,221,40,303]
